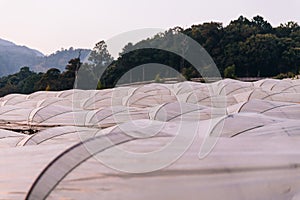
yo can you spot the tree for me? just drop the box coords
[76,41,114,89]
[239,34,281,76]
[252,15,273,34]
[88,40,113,67]
[182,67,200,80]
[35,68,62,91]
[65,58,81,76]
[21,73,42,94]
[0,67,40,96]
[224,65,236,79]
[275,21,300,37]
[59,58,81,90]
[46,68,61,79]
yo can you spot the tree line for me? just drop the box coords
[0,15,299,96]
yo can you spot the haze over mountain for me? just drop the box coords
[0,38,90,77]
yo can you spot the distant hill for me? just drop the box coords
[0,38,90,77]
[31,48,91,73]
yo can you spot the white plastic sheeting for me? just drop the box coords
[0,78,300,199]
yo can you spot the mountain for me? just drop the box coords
[31,48,90,73]
[0,38,90,77]
[0,38,44,76]
[0,38,16,47]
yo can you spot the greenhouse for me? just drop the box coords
[0,78,300,199]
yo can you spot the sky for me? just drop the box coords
[0,0,299,55]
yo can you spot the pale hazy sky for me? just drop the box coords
[0,0,299,55]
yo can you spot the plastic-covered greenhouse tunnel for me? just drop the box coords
[1,78,300,199]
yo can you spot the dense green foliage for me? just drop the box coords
[0,15,299,95]
[224,65,237,79]
[0,58,80,97]
[95,15,299,88]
